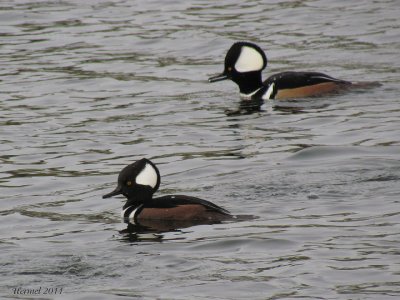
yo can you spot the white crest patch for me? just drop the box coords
[234,46,264,73]
[263,83,275,100]
[136,163,158,188]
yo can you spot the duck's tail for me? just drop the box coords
[350,81,382,89]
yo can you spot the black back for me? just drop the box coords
[264,71,350,90]
[147,195,230,215]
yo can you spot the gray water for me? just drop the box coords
[1,0,400,299]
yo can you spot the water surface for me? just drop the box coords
[1,0,400,299]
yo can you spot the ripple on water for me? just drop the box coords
[1,0,400,299]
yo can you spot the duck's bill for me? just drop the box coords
[102,185,122,199]
[208,73,229,83]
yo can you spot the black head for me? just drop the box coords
[103,158,161,203]
[208,42,267,94]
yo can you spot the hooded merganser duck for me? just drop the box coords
[209,41,356,100]
[103,158,231,229]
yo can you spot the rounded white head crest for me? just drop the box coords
[136,162,158,188]
[234,45,265,73]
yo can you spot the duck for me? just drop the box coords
[103,158,231,230]
[209,41,359,100]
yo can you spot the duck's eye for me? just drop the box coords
[126,181,132,186]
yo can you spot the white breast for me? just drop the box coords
[263,83,275,100]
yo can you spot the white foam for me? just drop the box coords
[136,163,158,188]
[234,46,264,73]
